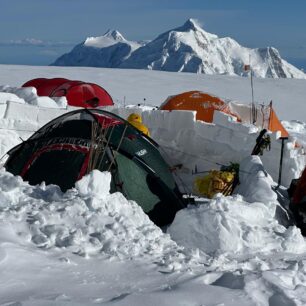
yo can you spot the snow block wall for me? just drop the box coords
[0,87,77,157]
[3,101,78,124]
[0,84,304,188]
[110,106,305,188]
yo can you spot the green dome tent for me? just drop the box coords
[4,109,185,226]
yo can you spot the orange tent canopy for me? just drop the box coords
[160,91,240,123]
[161,90,289,138]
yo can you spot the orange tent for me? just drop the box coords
[160,91,240,123]
[160,91,289,138]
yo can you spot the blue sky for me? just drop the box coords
[1,0,306,68]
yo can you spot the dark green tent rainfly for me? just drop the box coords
[5,109,185,226]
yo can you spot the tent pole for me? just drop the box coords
[251,68,256,124]
[248,54,256,124]
[268,101,272,130]
[277,137,288,188]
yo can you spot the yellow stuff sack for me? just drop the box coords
[193,170,235,198]
[127,113,150,136]
[194,174,211,197]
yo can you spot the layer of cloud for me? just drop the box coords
[0,38,74,47]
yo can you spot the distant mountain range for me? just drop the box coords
[52,19,306,79]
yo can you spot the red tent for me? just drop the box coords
[22,78,114,108]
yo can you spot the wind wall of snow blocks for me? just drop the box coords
[0,104,7,118]
[37,107,75,125]
[3,101,76,124]
[106,107,135,120]
[0,102,301,187]
[138,107,299,187]
[4,101,40,122]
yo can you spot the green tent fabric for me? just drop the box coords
[5,109,185,226]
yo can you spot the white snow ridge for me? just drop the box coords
[52,19,305,79]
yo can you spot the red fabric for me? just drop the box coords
[93,113,122,128]
[22,78,47,88]
[23,78,69,96]
[20,143,89,178]
[63,83,113,108]
[22,78,113,108]
[293,168,306,205]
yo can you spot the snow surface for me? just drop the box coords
[1,65,306,305]
[1,64,306,121]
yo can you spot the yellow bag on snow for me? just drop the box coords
[193,170,235,198]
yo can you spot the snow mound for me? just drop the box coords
[169,196,306,255]
[0,85,36,103]
[283,120,306,148]
[0,92,25,104]
[75,169,111,197]
[234,156,277,203]
[0,169,184,262]
[168,157,306,255]
[0,85,67,108]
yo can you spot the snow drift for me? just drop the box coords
[0,169,185,262]
[1,155,305,305]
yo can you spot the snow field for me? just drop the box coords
[0,66,306,305]
[0,157,305,305]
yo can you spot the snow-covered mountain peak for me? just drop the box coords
[119,20,305,78]
[168,18,218,43]
[180,18,202,31]
[103,29,125,41]
[52,20,306,79]
[84,29,126,48]
[53,28,142,68]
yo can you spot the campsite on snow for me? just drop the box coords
[2,18,306,306]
